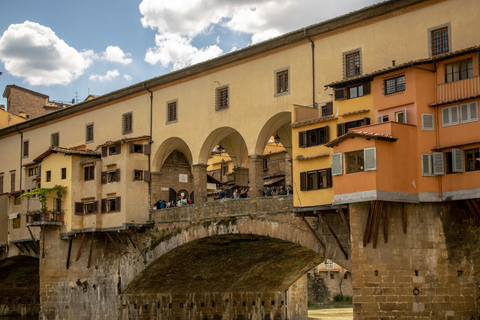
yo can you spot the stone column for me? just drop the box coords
[192,164,208,204]
[248,155,265,198]
[234,167,249,186]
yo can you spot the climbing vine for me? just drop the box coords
[20,185,67,214]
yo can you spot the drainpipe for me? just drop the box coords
[304,28,315,108]
[16,126,23,192]
[143,83,153,223]
[433,61,442,200]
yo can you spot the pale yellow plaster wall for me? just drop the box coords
[0,110,25,129]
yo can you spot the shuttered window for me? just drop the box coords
[442,105,459,127]
[102,197,121,213]
[421,154,432,176]
[332,153,343,176]
[23,140,29,158]
[300,169,332,191]
[167,101,177,123]
[215,85,229,110]
[321,102,333,117]
[452,149,464,173]
[134,170,143,181]
[298,131,305,148]
[76,201,98,215]
[11,173,15,191]
[466,148,480,171]
[421,114,434,131]
[302,126,329,147]
[84,166,94,181]
[51,132,59,147]
[122,112,133,134]
[85,123,94,143]
[364,148,376,171]
[432,152,445,175]
[334,88,346,101]
[347,82,370,99]
[460,102,478,124]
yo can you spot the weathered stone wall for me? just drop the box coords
[350,201,480,319]
[6,86,48,119]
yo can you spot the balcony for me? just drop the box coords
[26,210,65,226]
[294,104,319,122]
[436,76,480,105]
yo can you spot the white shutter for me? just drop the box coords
[422,114,434,131]
[460,102,478,123]
[442,107,450,126]
[470,102,478,121]
[364,147,376,171]
[378,115,383,123]
[452,149,464,172]
[331,153,343,176]
[432,152,445,175]
[451,105,459,125]
[460,103,469,123]
[403,107,407,124]
[421,154,432,176]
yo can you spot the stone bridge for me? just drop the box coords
[30,196,351,320]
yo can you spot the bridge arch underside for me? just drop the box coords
[0,255,40,317]
[125,234,323,295]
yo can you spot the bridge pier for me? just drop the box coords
[248,155,265,198]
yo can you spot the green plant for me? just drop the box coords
[345,296,352,302]
[333,294,345,303]
[20,185,67,214]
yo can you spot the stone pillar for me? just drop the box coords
[234,167,249,186]
[248,155,265,198]
[192,164,208,204]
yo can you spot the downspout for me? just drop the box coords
[143,83,153,223]
[433,60,442,200]
[304,28,315,108]
[16,126,23,191]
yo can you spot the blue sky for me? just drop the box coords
[0,0,382,108]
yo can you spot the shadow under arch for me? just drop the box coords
[198,127,247,167]
[124,233,323,294]
[255,112,292,157]
[152,137,193,172]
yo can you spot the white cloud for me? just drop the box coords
[0,21,93,86]
[145,33,222,70]
[123,74,132,81]
[89,69,120,81]
[102,46,132,65]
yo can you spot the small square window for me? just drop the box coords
[122,112,133,134]
[61,168,66,180]
[133,144,143,153]
[14,195,21,206]
[84,166,94,181]
[344,50,361,79]
[276,69,289,94]
[167,101,177,123]
[84,202,95,214]
[46,171,51,182]
[431,27,449,56]
[384,75,405,95]
[51,132,59,147]
[12,217,21,229]
[86,123,94,143]
[109,146,117,155]
[107,170,117,183]
[215,86,229,110]
[28,168,34,177]
[107,198,117,212]
[134,170,143,181]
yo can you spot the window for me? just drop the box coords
[35,167,39,175]
[131,144,143,153]
[108,170,117,182]
[12,217,21,229]
[330,274,335,280]
[346,150,364,173]
[215,85,229,110]
[74,201,98,215]
[84,166,94,181]
[134,170,143,181]
[61,168,66,180]
[28,168,34,176]
[384,75,405,95]
[14,195,21,206]
[276,69,289,94]
[46,171,51,182]
[11,172,15,191]
[167,100,177,123]
[109,145,117,155]
[221,165,229,176]
[23,140,29,158]
[446,149,465,173]
[102,169,120,184]
[445,58,473,83]
[460,102,478,124]
[299,168,332,191]
[422,114,434,131]
[298,126,329,148]
[442,105,459,127]
[122,112,133,134]
[84,202,95,214]
[377,115,389,123]
[51,132,59,147]
[466,148,480,172]
[325,261,334,270]
[53,198,61,212]
[101,197,121,213]
[395,109,407,124]
[344,50,361,79]
[0,175,3,194]
[321,102,333,117]
[85,123,94,144]
[431,27,449,56]
[337,118,370,137]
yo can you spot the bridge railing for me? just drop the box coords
[153,195,293,223]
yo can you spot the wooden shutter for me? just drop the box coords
[101,171,107,184]
[364,147,376,171]
[101,199,107,213]
[298,131,305,148]
[84,167,88,180]
[377,115,383,123]
[363,117,370,125]
[75,202,84,215]
[11,173,15,191]
[336,123,345,137]
[0,176,3,194]
[115,143,121,155]
[144,144,151,155]
[363,82,371,95]
[300,172,306,191]
[422,114,434,130]
[144,170,151,182]
[93,201,98,214]
[326,168,332,188]
[115,197,121,212]
[334,88,346,101]
[332,153,343,176]
[432,152,445,175]
[421,154,432,176]
[115,168,121,182]
[403,107,408,124]
[452,149,464,172]
[130,143,135,153]
[324,126,330,143]
[102,147,108,157]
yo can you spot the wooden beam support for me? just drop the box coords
[300,214,326,251]
[13,243,24,254]
[116,233,129,250]
[21,242,31,254]
[317,213,348,260]
[131,230,147,264]
[373,201,383,248]
[126,232,137,249]
[66,237,73,270]
[336,205,350,237]
[106,233,125,255]
[384,202,391,244]
[466,199,480,226]
[42,225,46,258]
[363,201,375,247]
[76,233,85,261]
[87,233,94,269]
[27,226,40,254]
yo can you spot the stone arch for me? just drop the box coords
[254,112,292,157]
[152,137,193,172]
[198,127,247,166]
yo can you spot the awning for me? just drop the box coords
[263,176,285,186]
[8,213,20,219]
